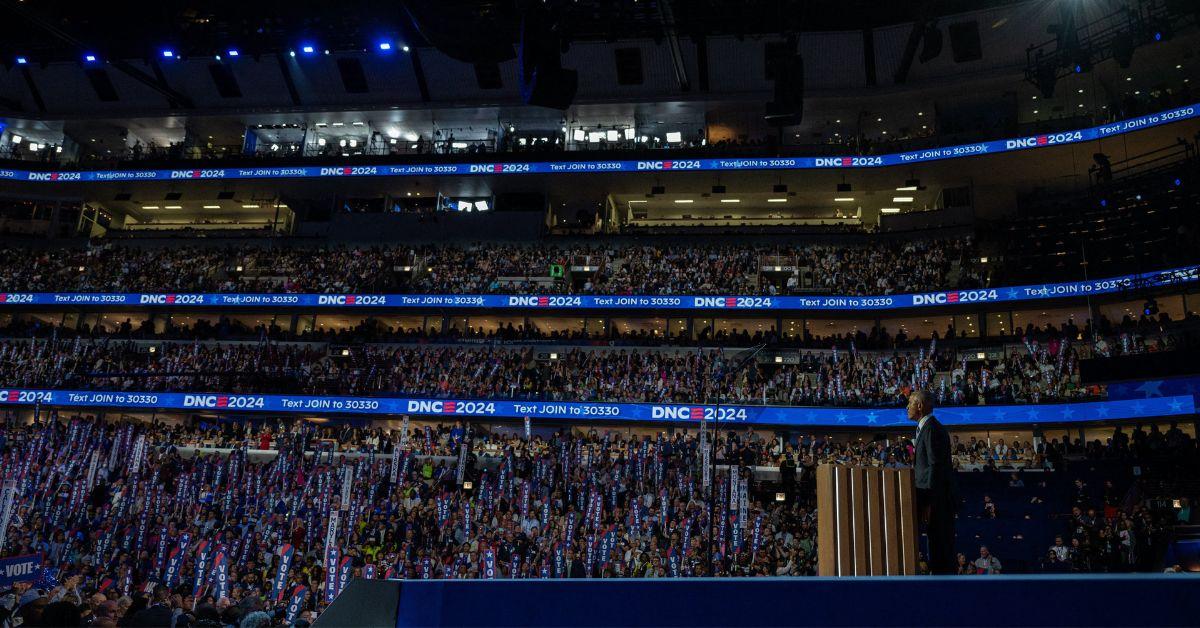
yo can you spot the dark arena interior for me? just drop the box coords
[1,0,1200,626]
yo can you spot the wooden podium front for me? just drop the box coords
[816,464,919,576]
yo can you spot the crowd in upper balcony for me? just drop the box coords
[0,336,1091,408]
[0,238,979,296]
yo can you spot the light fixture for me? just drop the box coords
[880,207,901,214]
[980,257,989,264]
[463,481,473,490]
[15,56,28,65]
[897,179,920,191]
[227,49,239,57]
[301,45,315,54]
[161,50,175,58]
[627,200,647,204]
[378,41,392,51]
[317,138,326,146]
[164,205,182,209]
[892,196,914,202]
[775,492,786,502]
[767,198,788,203]
[606,130,619,142]
[623,128,635,140]
[386,128,400,139]
[84,54,97,63]
[665,131,682,143]
[203,205,220,209]
[142,205,159,209]
[674,199,694,204]
[475,201,490,211]
[834,197,855,202]
[242,204,260,208]
[404,132,419,142]
[720,199,740,203]
[572,129,586,142]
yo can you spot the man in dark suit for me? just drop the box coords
[908,390,956,575]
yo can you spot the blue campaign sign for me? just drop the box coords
[0,388,1191,427]
[0,263,1195,312]
[0,554,43,588]
[0,105,1195,184]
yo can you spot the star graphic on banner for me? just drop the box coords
[993,409,1006,420]
[1132,403,1146,415]
[805,412,817,423]
[1134,380,1164,398]
[1096,405,1109,417]
[1026,409,1039,420]
[866,412,878,424]
[1169,399,1184,412]
[1060,407,1074,419]
[1007,289,1019,300]
[835,413,847,424]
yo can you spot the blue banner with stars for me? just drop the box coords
[0,388,1190,427]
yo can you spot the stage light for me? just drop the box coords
[623,128,635,140]
[775,492,786,502]
[572,129,585,142]
[834,197,855,202]
[606,130,619,142]
[10,135,20,144]
[404,132,419,142]
[880,207,901,214]
[463,481,473,490]
[674,199,693,204]
[720,199,740,203]
[767,198,788,203]
[378,41,392,51]
[84,54,97,63]
[665,131,682,143]
[164,205,182,209]
[587,131,603,143]
[203,205,220,209]
[301,45,315,54]
[241,204,259,209]
[227,49,239,57]
[348,139,357,148]
[317,138,326,146]
[475,201,489,211]
[386,128,400,139]
[161,50,174,58]
[1175,178,1182,186]
[402,45,410,52]
[892,196,914,202]
[15,56,27,64]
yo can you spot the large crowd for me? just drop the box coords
[0,337,1092,407]
[0,413,1194,627]
[0,239,979,297]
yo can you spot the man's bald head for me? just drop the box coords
[907,390,933,422]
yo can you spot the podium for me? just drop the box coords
[816,464,919,576]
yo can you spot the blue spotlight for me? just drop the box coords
[301,44,315,54]
[15,56,27,65]
[161,49,175,59]
[227,49,239,57]
[1175,178,1183,187]
[84,54,97,63]
[378,41,392,51]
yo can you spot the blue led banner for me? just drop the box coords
[0,105,1195,184]
[1,264,1195,312]
[0,388,1191,427]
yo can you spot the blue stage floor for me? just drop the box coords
[317,574,1200,627]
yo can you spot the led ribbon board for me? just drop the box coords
[2,264,1195,311]
[0,388,1191,427]
[0,105,1195,183]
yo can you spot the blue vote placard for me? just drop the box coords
[0,104,1195,184]
[0,388,1191,427]
[1,263,1195,312]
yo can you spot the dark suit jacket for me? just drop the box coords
[914,415,954,508]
